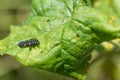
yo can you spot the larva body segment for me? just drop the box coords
[18,38,39,48]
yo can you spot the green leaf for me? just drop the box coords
[0,0,120,80]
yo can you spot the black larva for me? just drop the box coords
[18,38,39,48]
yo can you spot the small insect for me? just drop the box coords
[18,38,40,48]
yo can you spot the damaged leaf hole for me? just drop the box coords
[47,19,50,22]
[62,20,65,22]
[40,51,43,53]
[76,34,80,37]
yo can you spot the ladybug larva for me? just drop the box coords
[18,38,39,48]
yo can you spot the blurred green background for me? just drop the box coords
[0,0,120,80]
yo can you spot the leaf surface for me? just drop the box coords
[0,0,120,80]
